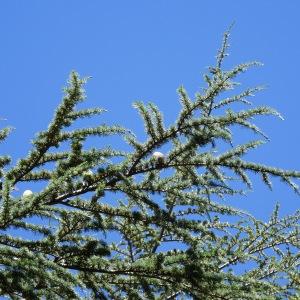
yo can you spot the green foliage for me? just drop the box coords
[0,30,299,299]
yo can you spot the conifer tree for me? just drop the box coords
[0,29,299,299]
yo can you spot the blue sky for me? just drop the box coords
[0,1,300,221]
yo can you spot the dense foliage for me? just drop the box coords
[0,30,299,299]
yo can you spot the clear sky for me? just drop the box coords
[0,1,299,220]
